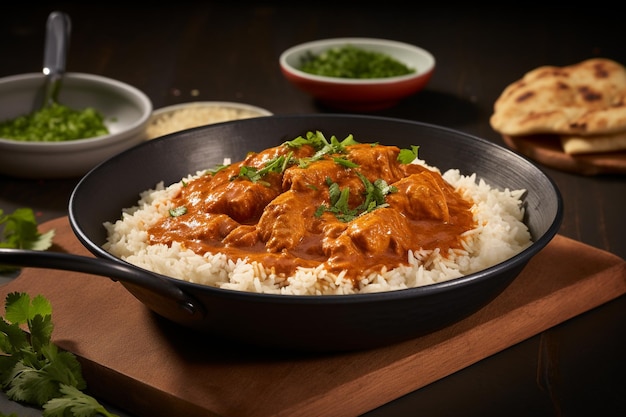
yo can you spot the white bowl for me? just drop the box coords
[0,72,152,179]
[279,38,435,111]
[146,101,273,139]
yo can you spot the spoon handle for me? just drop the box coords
[42,11,71,106]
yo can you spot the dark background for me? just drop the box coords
[1,3,625,416]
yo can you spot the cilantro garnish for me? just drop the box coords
[315,173,397,222]
[397,145,420,164]
[0,292,119,417]
[0,208,54,251]
[315,179,355,222]
[233,153,293,186]
[202,132,416,223]
[285,131,360,168]
[0,208,55,273]
[169,206,188,217]
[333,157,359,169]
[355,172,397,215]
[207,164,228,175]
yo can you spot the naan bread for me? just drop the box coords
[490,58,626,137]
[560,131,626,154]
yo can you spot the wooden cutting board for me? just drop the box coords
[1,217,625,417]
[502,134,626,175]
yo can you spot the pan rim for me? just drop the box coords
[68,113,563,303]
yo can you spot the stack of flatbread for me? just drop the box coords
[490,58,626,154]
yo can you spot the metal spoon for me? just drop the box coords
[40,11,71,108]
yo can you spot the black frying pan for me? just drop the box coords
[0,114,563,351]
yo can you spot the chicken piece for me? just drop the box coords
[257,190,313,252]
[243,142,316,168]
[386,170,451,222]
[222,224,259,247]
[283,159,368,214]
[346,143,405,183]
[149,212,238,245]
[200,177,282,224]
[323,208,413,272]
[283,159,357,189]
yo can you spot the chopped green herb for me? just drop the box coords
[235,165,269,186]
[333,157,359,169]
[355,172,397,215]
[299,45,416,79]
[0,103,109,142]
[207,164,229,175]
[288,131,359,168]
[233,153,293,185]
[285,131,358,153]
[315,172,397,222]
[397,145,420,164]
[316,180,356,222]
[258,153,293,177]
[169,206,187,217]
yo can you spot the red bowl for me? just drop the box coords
[279,38,435,111]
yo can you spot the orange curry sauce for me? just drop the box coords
[147,140,475,282]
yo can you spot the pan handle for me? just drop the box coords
[0,248,205,319]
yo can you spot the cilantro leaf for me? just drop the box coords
[354,173,396,216]
[285,131,361,168]
[0,292,118,416]
[284,130,332,149]
[168,206,188,217]
[43,384,118,417]
[397,145,420,164]
[28,314,54,355]
[0,208,55,272]
[234,153,292,185]
[5,360,59,406]
[0,318,28,356]
[5,293,52,325]
[0,208,54,250]
[207,164,228,175]
[40,346,86,390]
[333,157,359,168]
[315,172,397,222]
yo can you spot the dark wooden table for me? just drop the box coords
[1,4,625,416]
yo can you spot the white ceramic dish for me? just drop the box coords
[0,72,152,179]
[146,101,273,140]
[279,37,435,111]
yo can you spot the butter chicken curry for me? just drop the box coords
[147,132,475,282]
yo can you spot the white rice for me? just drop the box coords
[146,105,267,139]
[102,159,532,295]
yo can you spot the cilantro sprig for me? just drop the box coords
[0,292,119,417]
[168,206,188,217]
[0,208,54,251]
[233,152,293,185]
[315,174,397,222]
[397,145,419,164]
[0,208,55,273]
[286,131,359,168]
